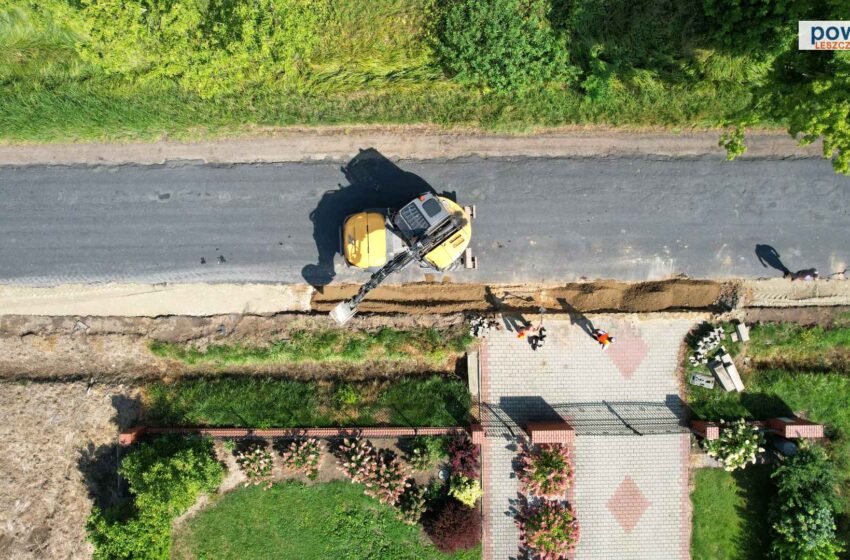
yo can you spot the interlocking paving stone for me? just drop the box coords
[480,314,697,560]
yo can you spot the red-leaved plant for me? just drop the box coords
[516,444,573,499]
[516,499,580,560]
[446,433,479,478]
[423,498,482,552]
[280,437,321,480]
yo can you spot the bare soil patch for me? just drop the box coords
[0,381,140,560]
[744,306,850,328]
[312,279,728,314]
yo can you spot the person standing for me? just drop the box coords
[592,328,615,350]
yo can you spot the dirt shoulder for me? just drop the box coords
[0,381,140,560]
[0,125,823,165]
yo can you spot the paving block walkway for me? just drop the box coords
[479,314,699,560]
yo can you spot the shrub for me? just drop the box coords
[771,446,843,560]
[517,499,580,560]
[407,436,448,471]
[702,0,799,56]
[118,435,224,515]
[336,437,377,482]
[704,419,765,471]
[446,433,479,478]
[396,483,427,525]
[363,451,411,506]
[336,437,410,506]
[279,438,321,480]
[432,0,576,91]
[236,443,274,490]
[423,498,482,552]
[516,444,573,499]
[87,435,224,560]
[448,474,483,508]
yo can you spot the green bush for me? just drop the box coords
[76,0,330,98]
[702,0,799,56]
[87,436,224,560]
[771,446,843,560]
[448,474,482,508]
[704,419,765,472]
[432,0,575,91]
[408,436,448,470]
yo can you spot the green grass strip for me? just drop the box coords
[144,375,472,428]
[149,327,471,368]
[691,467,773,560]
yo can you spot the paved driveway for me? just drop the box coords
[479,314,700,559]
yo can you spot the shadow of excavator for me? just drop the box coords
[301,148,446,287]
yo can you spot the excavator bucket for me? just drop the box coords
[329,300,358,325]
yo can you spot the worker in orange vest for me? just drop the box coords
[592,328,616,350]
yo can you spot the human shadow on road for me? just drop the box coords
[557,298,596,338]
[755,244,791,276]
[301,148,436,287]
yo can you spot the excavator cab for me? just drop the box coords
[341,193,473,272]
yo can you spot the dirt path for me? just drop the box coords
[0,125,822,165]
[0,382,140,560]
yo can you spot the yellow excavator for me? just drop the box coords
[330,193,476,324]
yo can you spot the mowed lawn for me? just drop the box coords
[172,480,480,560]
[690,467,773,560]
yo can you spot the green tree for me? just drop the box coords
[702,0,800,56]
[770,446,843,560]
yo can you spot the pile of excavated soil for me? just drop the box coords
[312,279,730,314]
[0,382,140,560]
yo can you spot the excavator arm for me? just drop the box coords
[329,213,467,324]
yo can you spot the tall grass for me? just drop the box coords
[0,0,769,142]
[143,375,472,428]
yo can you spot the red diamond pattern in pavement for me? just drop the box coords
[607,476,650,533]
[606,326,649,379]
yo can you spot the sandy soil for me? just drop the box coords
[745,306,850,327]
[0,382,140,560]
[0,125,822,165]
[312,279,731,314]
[0,314,466,381]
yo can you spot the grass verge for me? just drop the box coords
[748,323,850,373]
[149,327,472,368]
[144,375,472,428]
[691,467,773,560]
[171,480,480,560]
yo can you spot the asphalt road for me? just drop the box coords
[1,151,848,286]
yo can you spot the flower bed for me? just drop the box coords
[517,499,580,560]
[703,418,765,471]
[516,444,573,499]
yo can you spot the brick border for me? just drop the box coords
[119,425,469,446]
[690,416,824,441]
